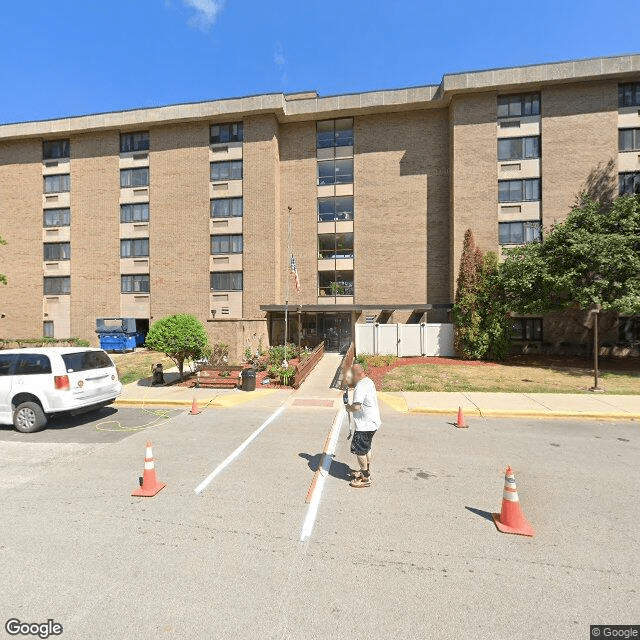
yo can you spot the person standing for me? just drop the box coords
[345,363,381,488]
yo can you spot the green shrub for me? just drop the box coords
[145,314,209,378]
[354,353,397,369]
[244,347,252,362]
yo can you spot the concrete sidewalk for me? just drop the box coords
[378,390,640,419]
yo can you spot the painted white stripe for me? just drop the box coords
[194,404,286,495]
[300,408,346,542]
[144,461,154,470]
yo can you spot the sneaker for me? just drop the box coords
[349,475,371,488]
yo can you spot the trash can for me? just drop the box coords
[240,368,256,392]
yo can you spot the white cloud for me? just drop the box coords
[181,0,225,31]
[275,42,285,66]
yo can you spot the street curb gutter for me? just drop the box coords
[407,407,639,420]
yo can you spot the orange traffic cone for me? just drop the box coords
[455,406,467,428]
[132,441,166,497]
[492,466,535,537]
[190,397,200,415]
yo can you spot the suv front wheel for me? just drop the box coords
[13,402,47,433]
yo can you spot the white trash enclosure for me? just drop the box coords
[355,323,455,357]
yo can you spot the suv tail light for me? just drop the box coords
[54,375,70,390]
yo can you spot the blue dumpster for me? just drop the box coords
[96,318,146,353]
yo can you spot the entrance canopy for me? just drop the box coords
[259,303,451,313]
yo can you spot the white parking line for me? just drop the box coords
[300,408,346,542]
[194,404,286,495]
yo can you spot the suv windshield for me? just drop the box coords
[62,351,113,373]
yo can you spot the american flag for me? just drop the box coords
[290,254,301,292]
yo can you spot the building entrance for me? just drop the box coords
[268,311,352,353]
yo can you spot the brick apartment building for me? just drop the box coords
[1,54,639,360]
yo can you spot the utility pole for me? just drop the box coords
[589,303,603,392]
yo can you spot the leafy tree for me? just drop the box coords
[0,235,6,285]
[453,231,511,359]
[145,314,209,378]
[500,195,640,316]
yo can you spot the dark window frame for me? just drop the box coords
[43,242,71,261]
[210,197,243,218]
[619,128,640,152]
[121,274,150,294]
[43,139,70,160]
[120,238,149,258]
[497,135,541,161]
[210,235,243,255]
[499,221,542,245]
[43,173,70,194]
[120,167,149,188]
[318,233,354,259]
[317,158,354,186]
[318,269,355,297]
[210,271,243,291]
[210,122,244,144]
[317,196,354,222]
[43,276,71,295]
[120,203,150,223]
[210,160,243,181]
[43,321,54,338]
[316,118,354,148]
[618,83,640,108]
[511,317,543,342]
[498,178,541,203]
[120,132,150,153]
[497,93,541,119]
[43,208,70,227]
[619,172,640,196]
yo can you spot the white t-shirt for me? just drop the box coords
[352,376,381,432]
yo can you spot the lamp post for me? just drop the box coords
[589,303,603,392]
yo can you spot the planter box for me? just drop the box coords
[196,368,241,389]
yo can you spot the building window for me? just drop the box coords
[499,178,541,202]
[497,93,540,119]
[44,276,70,295]
[210,122,243,144]
[120,238,149,258]
[43,242,71,261]
[618,83,640,108]
[210,271,243,291]
[121,274,150,293]
[120,203,149,223]
[120,168,149,188]
[211,197,243,218]
[210,161,243,181]
[43,208,70,227]
[318,158,353,186]
[619,172,640,195]
[43,321,54,338]
[497,136,540,161]
[318,270,354,297]
[43,140,70,160]
[512,318,543,341]
[120,132,149,153]
[316,118,353,148]
[317,196,354,222]
[318,233,354,259]
[618,316,640,344]
[619,128,640,152]
[211,235,243,254]
[43,174,70,194]
[499,221,541,245]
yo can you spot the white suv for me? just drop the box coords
[0,348,122,433]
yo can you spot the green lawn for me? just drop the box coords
[380,363,640,394]
[110,350,174,385]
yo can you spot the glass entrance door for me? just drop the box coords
[319,313,351,353]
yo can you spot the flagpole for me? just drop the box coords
[284,206,292,366]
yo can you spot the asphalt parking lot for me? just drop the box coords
[0,398,638,640]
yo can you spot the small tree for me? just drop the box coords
[145,314,209,378]
[453,230,510,359]
[0,235,7,285]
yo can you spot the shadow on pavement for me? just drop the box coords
[0,406,120,432]
[465,506,494,523]
[299,452,352,482]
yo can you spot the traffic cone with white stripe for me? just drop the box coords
[492,466,535,537]
[132,441,166,497]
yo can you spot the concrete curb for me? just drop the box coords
[406,407,639,420]
[115,389,277,409]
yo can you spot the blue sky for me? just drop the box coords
[0,0,637,124]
